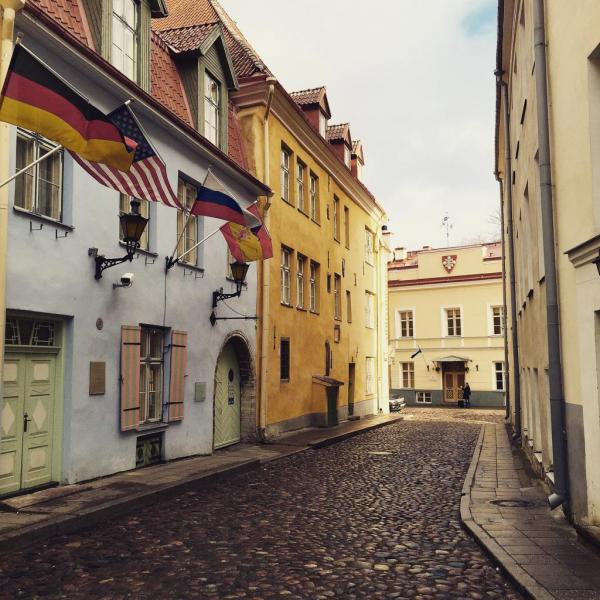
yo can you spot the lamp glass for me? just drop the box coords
[120,212,148,244]
[230,261,249,284]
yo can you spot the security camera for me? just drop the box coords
[113,273,134,289]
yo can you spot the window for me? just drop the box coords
[204,72,220,146]
[334,324,341,343]
[15,131,62,221]
[346,290,352,323]
[344,206,350,248]
[5,316,56,346]
[296,160,306,212]
[111,0,138,81]
[281,146,291,202]
[446,308,462,336]
[398,310,414,338]
[494,362,506,391]
[334,274,341,320]
[281,246,291,305]
[297,255,306,309]
[365,292,375,328]
[177,178,198,265]
[366,357,375,394]
[416,392,432,404]
[120,194,149,251]
[309,261,319,312]
[400,362,415,388]
[344,145,351,167]
[139,327,164,424]
[319,112,326,137]
[280,338,290,381]
[333,196,340,240]
[309,172,319,221]
[492,306,505,335]
[365,228,374,265]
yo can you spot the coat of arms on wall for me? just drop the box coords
[442,255,457,273]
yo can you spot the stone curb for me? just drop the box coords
[308,415,403,448]
[0,415,402,553]
[459,424,556,600]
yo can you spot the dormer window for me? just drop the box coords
[344,145,351,167]
[319,112,327,137]
[111,0,138,81]
[204,73,221,146]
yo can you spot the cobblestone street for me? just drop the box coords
[0,409,522,599]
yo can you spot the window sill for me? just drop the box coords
[282,197,294,207]
[119,241,158,258]
[136,422,169,433]
[309,310,320,315]
[177,262,205,274]
[281,378,290,384]
[281,302,293,309]
[310,218,321,227]
[298,208,309,218]
[364,261,374,267]
[334,317,342,322]
[334,238,340,244]
[296,306,307,312]
[13,206,74,230]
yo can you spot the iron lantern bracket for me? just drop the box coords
[212,288,241,309]
[209,310,258,327]
[89,244,137,280]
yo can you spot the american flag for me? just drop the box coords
[69,104,182,209]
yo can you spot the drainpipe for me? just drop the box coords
[257,76,276,442]
[0,0,25,420]
[495,71,522,438]
[533,0,568,510]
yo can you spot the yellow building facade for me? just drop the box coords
[496,0,600,522]
[233,82,390,435]
[388,243,506,408]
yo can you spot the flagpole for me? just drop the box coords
[0,144,63,190]
[174,226,222,264]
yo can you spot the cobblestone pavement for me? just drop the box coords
[0,408,522,599]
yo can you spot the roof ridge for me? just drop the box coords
[290,86,326,95]
[158,22,219,33]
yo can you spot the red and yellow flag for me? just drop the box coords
[0,45,135,171]
[220,205,273,263]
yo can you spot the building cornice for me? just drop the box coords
[388,272,502,288]
[565,233,600,268]
[232,79,386,222]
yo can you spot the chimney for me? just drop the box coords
[394,247,407,261]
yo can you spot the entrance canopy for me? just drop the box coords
[435,355,470,363]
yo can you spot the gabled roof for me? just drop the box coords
[352,140,364,163]
[28,0,93,47]
[289,86,331,118]
[151,0,219,30]
[326,123,351,146]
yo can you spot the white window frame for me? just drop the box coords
[309,172,319,221]
[296,254,305,309]
[319,112,326,137]
[309,261,319,312]
[111,0,138,81]
[334,274,342,320]
[416,391,432,404]
[177,178,199,265]
[400,362,415,388]
[396,309,414,339]
[490,305,505,336]
[333,196,340,240]
[443,306,463,337]
[281,146,291,202]
[281,247,291,305]
[203,71,221,147]
[344,144,351,167]
[365,291,375,329]
[139,326,164,424]
[14,130,63,222]
[494,362,506,391]
[365,228,375,265]
[296,160,306,212]
[366,357,375,395]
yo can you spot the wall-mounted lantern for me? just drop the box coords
[89,199,148,280]
[210,262,255,326]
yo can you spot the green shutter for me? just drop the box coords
[120,325,141,431]
[168,330,187,421]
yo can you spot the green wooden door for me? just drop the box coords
[213,344,241,450]
[0,354,56,495]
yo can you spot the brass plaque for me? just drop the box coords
[89,361,106,396]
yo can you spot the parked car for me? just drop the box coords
[389,396,406,413]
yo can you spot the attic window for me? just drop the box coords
[319,112,327,137]
[344,145,351,167]
[111,0,138,81]
[204,73,221,146]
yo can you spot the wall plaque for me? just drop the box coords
[194,382,207,403]
[89,361,106,395]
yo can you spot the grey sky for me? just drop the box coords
[221,0,499,250]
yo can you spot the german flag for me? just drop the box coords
[0,45,135,171]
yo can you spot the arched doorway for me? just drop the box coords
[213,334,255,450]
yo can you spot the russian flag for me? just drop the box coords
[192,170,261,228]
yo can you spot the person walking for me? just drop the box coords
[463,382,471,408]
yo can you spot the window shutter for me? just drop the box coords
[168,330,187,421]
[120,325,141,431]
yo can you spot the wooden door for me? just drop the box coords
[213,343,241,450]
[443,371,465,403]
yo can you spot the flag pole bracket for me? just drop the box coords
[209,311,258,327]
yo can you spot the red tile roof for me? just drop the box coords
[227,102,249,170]
[151,0,219,31]
[326,123,350,143]
[151,32,193,126]
[289,86,325,106]
[28,0,93,48]
[156,23,218,53]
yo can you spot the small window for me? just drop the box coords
[281,246,292,305]
[398,310,414,338]
[334,274,342,320]
[344,206,350,249]
[111,0,138,81]
[296,160,306,213]
[309,172,319,221]
[15,131,63,221]
[204,72,221,147]
[120,194,149,251]
[416,392,432,404]
[366,357,375,394]
[280,338,290,381]
[334,324,341,343]
[281,146,291,203]
[400,362,415,388]
[446,308,462,337]
[365,292,375,329]
[177,178,199,265]
[365,228,374,265]
[344,145,351,167]
[495,362,506,391]
[139,326,164,424]
[309,261,319,312]
[333,196,340,240]
[492,306,505,336]
[319,112,326,137]
[297,254,306,309]
[346,290,352,323]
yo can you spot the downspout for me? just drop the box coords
[495,71,522,438]
[532,0,568,510]
[257,76,276,442]
[0,0,25,419]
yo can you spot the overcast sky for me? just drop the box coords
[221,0,499,251]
